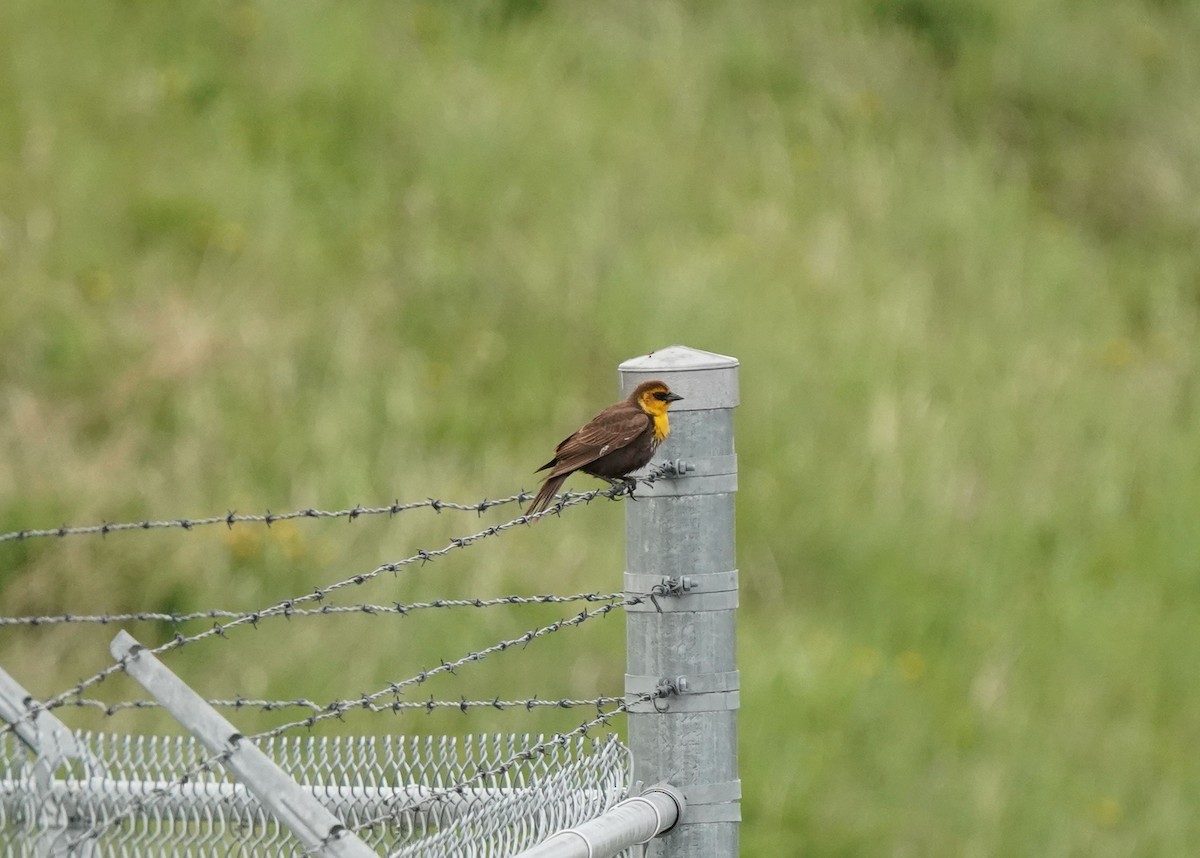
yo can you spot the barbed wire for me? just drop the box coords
[59,594,638,725]
[14,578,687,725]
[4,477,674,851]
[247,596,637,736]
[0,592,624,627]
[0,464,676,546]
[0,493,533,544]
[57,694,626,716]
[1,484,631,738]
[66,594,648,847]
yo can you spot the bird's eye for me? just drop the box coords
[653,391,669,401]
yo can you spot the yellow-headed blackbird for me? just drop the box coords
[526,380,684,515]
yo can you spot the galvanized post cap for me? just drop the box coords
[619,345,739,410]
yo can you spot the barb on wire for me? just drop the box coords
[2,484,631,738]
[0,592,624,628]
[0,493,535,544]
[65,592,651,848]
[61,694,626,716]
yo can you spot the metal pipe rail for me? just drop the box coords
[513,783,685,858]
[0,777,625,826]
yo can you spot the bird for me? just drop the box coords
[526,380,684,516]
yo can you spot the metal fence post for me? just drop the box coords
[0,666,101,858]
[620,345,740,857]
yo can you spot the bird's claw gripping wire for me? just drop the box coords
[598,476,639,502]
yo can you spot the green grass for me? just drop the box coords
[3,0,1200,854]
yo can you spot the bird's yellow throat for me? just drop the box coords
[652,412,670,442]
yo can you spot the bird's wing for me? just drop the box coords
[548,406,649,478]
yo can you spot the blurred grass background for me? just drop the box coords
[2,0,1200,853]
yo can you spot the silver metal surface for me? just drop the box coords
[621,346,741,857]
[514,783,684,858]
[618,347,740,412]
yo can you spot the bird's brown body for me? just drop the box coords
[526,380,684,515]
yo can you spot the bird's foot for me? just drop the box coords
[599,476,639,501]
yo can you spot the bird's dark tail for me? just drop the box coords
[526,474,568,516]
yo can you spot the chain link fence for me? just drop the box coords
[0,729,630,856]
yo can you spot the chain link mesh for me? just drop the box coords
[0,729,631,856]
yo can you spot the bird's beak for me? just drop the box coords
[665,392,684,402]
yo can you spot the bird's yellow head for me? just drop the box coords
[631,380,684,442]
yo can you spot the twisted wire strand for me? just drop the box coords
[1,484,629,739]
[0,494,533,544]
[0,464,674,545]
[248,596,639,737]
[58,694,626,716]
[0,592,624,627]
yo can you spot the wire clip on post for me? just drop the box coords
[635,454,737,497]
[624,570,739,613]
[624,670,741,714]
